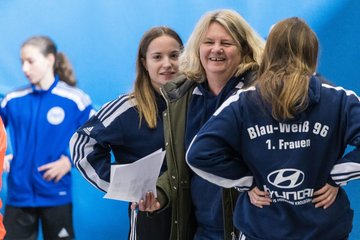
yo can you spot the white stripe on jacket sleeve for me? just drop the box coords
[331,162,360,186]
[185,135,253,190]
[70,132,110,191]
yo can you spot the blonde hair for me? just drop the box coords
[131,26,183,128]
[257,17,318,121]
[179,9,264,82]
[22,36,77,86]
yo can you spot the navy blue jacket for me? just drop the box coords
[0,79,93,207]
[186,76,244,240]
[187,76,360,239]
[70,93,166,192]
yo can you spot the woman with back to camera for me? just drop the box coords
[0,35,93,240]
[187,17,356,240]
[70,26,183,240]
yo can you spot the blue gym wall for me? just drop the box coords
[0,1,359,239]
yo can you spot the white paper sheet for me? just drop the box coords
[103,149,165,203]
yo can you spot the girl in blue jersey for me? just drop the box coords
[0,36,93,240]
[70,26,183,240]
[187,17,358,240]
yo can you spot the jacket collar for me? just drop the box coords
[308,74,321,106]
[160,74,197,103]
[31,76,59,93]
[161,67,258,103]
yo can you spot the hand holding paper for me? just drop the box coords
[136,192,161,212]
[104,149,165,203]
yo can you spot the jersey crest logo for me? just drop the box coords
[267,168,304,189]
[47,106,65,125]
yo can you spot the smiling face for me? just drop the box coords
[199,22,242,82]
[21,44,55,88]
[142,35,181,92]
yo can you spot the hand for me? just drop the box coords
[133,192,161,212]
[38,155,72,183]
[248,186,271,208]
[312,183,339,209]
[3,154,13,172]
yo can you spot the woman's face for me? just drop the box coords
[142,35,181,91]
[21,45,54,87]
[199,22,241,80]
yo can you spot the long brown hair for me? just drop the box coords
[257,17,318,121]
[22,36,77,86]
[132,26,183,128]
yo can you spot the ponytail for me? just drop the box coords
[55,52,77,86]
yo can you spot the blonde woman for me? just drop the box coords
[139,9,268,240]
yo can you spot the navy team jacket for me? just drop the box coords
[187,75,360,240]
[0,78,93,207]
[70,93,166,193]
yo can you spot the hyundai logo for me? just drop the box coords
[267,168,304,189]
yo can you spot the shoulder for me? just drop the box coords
[51,82,92,110]
[317,74,352,96]
[321,82,359,99]
[214,86,256,117]
[94,94,137,126]
[1,86,32,108]
[314,76,360,106]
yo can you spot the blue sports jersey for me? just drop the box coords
[187,75,360,239]
[0,78,93,207]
